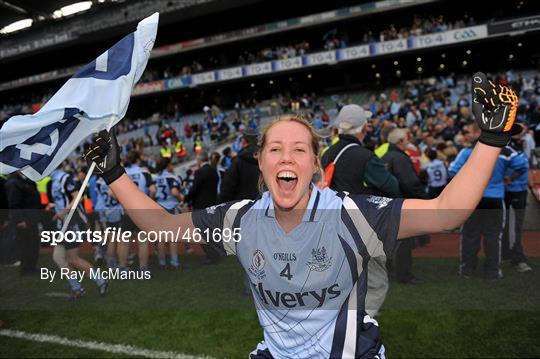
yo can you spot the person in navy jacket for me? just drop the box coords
[502,126,531,273]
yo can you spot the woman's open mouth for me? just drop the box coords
[276,170,298,193]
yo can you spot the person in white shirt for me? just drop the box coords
[426,149,449,198]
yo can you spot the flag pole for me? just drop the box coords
[60,116,118,233]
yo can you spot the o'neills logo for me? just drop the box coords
[250,282,341,308]
[273,252,297,261]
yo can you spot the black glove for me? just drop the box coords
[472,72,520,147]
[83,130,125,185]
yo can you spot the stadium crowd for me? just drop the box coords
[1,68,538,297]
[139,14,474,82]
[0,14,482,121]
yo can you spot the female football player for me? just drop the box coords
[84,72,518,358]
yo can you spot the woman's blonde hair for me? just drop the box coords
[256,114,321,193]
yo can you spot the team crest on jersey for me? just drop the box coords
[307,246,332,272]
[248,249,266,280]
[206,203,226,214]
[366,195,392,209]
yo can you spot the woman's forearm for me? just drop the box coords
[399,143,500,238]
[438,143,500,209]
[109,174,194,233]
[436,142,500,228]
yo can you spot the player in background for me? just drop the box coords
[426,149,449,198]
[95,176,123,269]
[50,163,108,299]
[92,171,108,264]
[123,151,156,274]
[154,157,183,269]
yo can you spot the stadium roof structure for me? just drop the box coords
[0,0,88,29]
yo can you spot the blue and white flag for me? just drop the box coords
[0,13,159,181]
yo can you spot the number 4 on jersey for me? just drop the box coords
[280,263,293,280]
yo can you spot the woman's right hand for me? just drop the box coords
[83,130,125,185]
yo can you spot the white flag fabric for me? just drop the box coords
[0,13,159,181]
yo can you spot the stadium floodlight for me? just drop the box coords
[0,18,33,34]
[53,1,93,19]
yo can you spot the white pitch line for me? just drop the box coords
[0,329,215,359]
[44,292,71,298]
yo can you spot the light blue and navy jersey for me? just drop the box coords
[96,177,122,223]
[51,169,79,213]
[155,170,182,211]
[94,177,108,213]
[503,145,529,192]
[50,168,87,227]
[125,164,154,195]
[449,144,508,199]
[192,186,403,358]
[426,159,448,188]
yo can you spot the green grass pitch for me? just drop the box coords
[1,255,538,358]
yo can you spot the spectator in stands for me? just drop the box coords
[184,121,192,140]
[174,139,187,160]
[322,105,400,197]
[441,117,459,142]
[218,128,260,204]
[184,152,221,265]
[321,104,400,315]
[382,128,428,284]
[221,147,233,169]
[160,140,173,160]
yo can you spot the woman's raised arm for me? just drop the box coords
[108,173,194,234]
[397,72,519,239]
[84,131,195,235]
[398,142,499,238]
